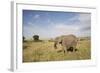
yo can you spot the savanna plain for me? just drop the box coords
[23,38,91,62]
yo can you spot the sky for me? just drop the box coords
[23,10,91,39]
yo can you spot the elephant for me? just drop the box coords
[54,34,78,53]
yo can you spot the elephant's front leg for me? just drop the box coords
[62,46,67,53]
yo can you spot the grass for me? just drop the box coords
[23,40,91,62]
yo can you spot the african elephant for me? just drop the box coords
[54,34,78,53]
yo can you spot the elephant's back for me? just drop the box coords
[62,35,78,46]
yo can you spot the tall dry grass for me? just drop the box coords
[23,40,91,62]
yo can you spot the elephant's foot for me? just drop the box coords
[67,47,78,52]
[67,47,73,52]
[75,48,78,51]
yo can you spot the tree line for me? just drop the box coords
[23,35,39,41]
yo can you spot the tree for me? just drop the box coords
[33,35,39,41]
[23,36,25,41]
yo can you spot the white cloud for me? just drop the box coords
[34,14,40,19]
[23,23,52,39]
[55,24,79,31]
[23,13,91,39]
[47,19,51,23]
[78,13,91,35]
[55,25,76,36]
[78,13,91,22]
[52,13,91,37]
[54,24,79,35]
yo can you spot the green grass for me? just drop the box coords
[23,40,91,62]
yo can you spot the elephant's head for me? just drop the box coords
[54,37,62,49]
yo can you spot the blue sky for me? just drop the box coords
[23,10,91,39]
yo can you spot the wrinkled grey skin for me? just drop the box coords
[54,35,78,53]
